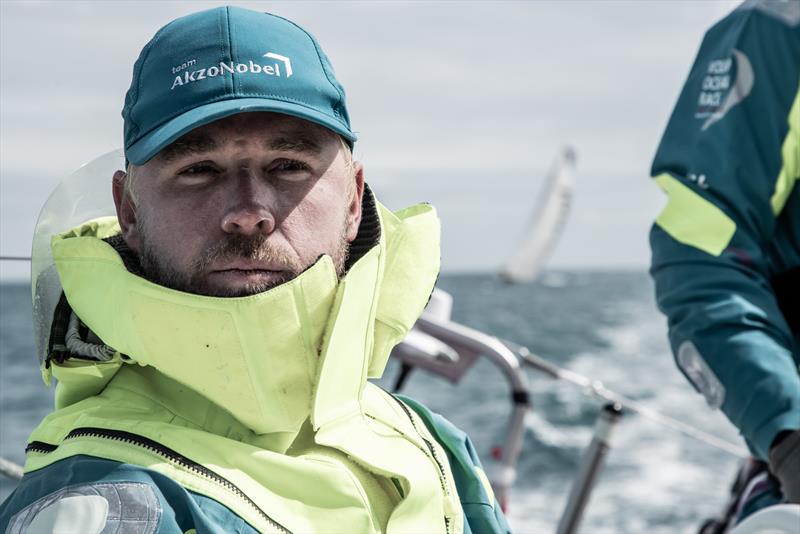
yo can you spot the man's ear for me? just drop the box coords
[346,162,365,243]
[112,170,141,252]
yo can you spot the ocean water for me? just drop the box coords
[0,272,744,533]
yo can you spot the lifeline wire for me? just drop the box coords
[511,343,749,458]
[0,457,22,481]
[0,337,750,483]
[0,256,750,468]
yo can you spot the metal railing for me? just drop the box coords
[390,315,747,533]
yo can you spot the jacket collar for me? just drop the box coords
[49,189,441,438]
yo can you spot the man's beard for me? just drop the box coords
[138,223,350,298]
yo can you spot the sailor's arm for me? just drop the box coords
[650,227,799,460]
[649,3,800,464]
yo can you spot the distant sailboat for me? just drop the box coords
[500,147,577,283]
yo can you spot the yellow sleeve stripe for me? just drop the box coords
[771,88,800,215]
[654,173,736,256]
[473,466,496,510]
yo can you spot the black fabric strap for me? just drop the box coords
[46,292,73,367]
[773,267,800,336]
[103,234,144,275]
[345,185,381,272]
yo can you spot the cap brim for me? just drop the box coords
[126,97,357,165]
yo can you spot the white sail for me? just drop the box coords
[500,147,577,283]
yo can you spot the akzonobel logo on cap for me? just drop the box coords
[170,52,293,90]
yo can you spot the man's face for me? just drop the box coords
[113,112,364,297]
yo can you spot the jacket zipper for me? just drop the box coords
[26,427,290,533]
[26,441,56,454]
[390,397,453,534]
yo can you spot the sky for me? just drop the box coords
[0,0,741,280]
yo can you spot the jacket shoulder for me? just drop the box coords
[1,456,165,533]
[0,455,258,534]
[734,0,800,28]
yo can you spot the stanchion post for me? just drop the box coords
[556,402,623,534]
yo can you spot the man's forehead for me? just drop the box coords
[155,112,336,163]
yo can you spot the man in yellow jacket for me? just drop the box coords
[0,7,509,533]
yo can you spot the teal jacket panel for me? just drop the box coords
[0,399,508,533]
[400,395,512,534]
[649,1,800,460]
[0,455,260,534]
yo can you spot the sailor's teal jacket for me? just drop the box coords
[649,0,800,460]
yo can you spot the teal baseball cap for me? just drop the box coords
[123,6,356,165]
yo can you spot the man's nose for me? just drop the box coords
[220,174,276,236]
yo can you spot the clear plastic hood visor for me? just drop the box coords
[31,150,125,368]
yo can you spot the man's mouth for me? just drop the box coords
[213,259,287,271]
[210,258,289,283]
[209,261,293,286]
[209,268,290,287]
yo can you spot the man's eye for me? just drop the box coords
[270,159,311,181]
[180,163,219,175]
[176,163,220,184]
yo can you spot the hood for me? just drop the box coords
[44,188,440,436]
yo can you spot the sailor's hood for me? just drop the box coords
[46,191,440,436]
